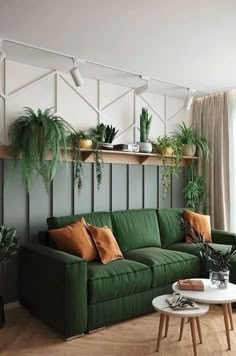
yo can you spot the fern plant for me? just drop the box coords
[8,107,74,192]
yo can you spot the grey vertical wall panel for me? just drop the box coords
[3,160,28,242]
[111,164,127,211]
[4,257,18,303]
[159,166,171,208]
[52,162,73,216]
[128,165,143,209]
[74,163,93,214]
[144,166,158,208]
[94,164,110,212]
[29,176,51,242]
[172,169,185,208]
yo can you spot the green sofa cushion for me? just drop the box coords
[87,259,152,304]
[157,208,188,248]
[111,209,161,252]
[47,212,112,230]
[124,247,200,287]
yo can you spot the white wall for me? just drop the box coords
[0,60,192,144]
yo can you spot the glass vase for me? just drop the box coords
[209,270,229,289]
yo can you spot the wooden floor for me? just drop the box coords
[1,305,236,356]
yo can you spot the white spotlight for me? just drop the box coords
[70,58,84,87]
[0,40,6,62]
[135,75,150,96]
[184,88,195,110]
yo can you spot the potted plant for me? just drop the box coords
[68,130,104,193]
[0,225,19,328]
[89,123,119,148]
[184,169,207,210]
[181,220,236,288]
[155,136,183,197]
[77,130,93,149]
[137,107,152,153]
[8,107,74,192]
[173,122,210,157]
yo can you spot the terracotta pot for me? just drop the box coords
[79,139,93,149]
[182,144,196,157]
[158,146,174,155]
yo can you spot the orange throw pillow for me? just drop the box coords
[183,209,212,243]
[86,223,123,264]
[49,218,98,261]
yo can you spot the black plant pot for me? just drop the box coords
[0,295,5,328]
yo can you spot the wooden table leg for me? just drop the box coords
[227,303,234,330]
[195,317,202,344]
[164,315,169,337]
[222,304,231,350]
[179,317,185,341]
[190,318,197,356]
[156,314,165,352]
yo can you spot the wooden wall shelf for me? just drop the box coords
[0,145,198,167]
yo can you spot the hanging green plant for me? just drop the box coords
[155,135,183,198]
[68,130,104,193]
[8,107,74,192]
[184,163,207,210]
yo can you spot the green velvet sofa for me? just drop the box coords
[19,208,236,339]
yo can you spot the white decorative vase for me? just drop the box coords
[137,142,152,153]
[209,270,229,289]
[182,144,196,157]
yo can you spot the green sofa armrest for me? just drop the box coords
[19,244,88,339]
[211,229,236,245]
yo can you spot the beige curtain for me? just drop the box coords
[192,93,230,230]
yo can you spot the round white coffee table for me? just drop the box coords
[152,294,209,356]
[173,278,236,350]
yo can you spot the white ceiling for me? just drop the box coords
[0,0,236,97]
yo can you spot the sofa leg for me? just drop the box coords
[88,326,106,334]
[64,333,85,341]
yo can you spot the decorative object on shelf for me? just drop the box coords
[173,122,210,158]
[181,219,236,289]
[8,107,74,192]
[113,143,139,152]
[155,135,183,198]
[137,107,153,153]
[0,225,19,328]
[68,130,104,193]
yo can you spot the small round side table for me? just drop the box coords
[152,294,209,356]
[173,278,236,350]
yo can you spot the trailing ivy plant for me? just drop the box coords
[8,107,74,192]
[68,130,104,193]
[155,135,183,198]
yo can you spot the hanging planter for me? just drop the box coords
[8,107,74,192]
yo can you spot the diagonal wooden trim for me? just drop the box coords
[8,70,56,97]
[168,107,184,121]
[0,93,6,99]
[101,88,133,111]
[59,74,100,114]
[115,122,136,140]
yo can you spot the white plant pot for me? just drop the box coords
[137,142,152,153]
[182,144,196,157]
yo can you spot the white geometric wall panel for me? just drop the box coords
[0,59,192,145]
